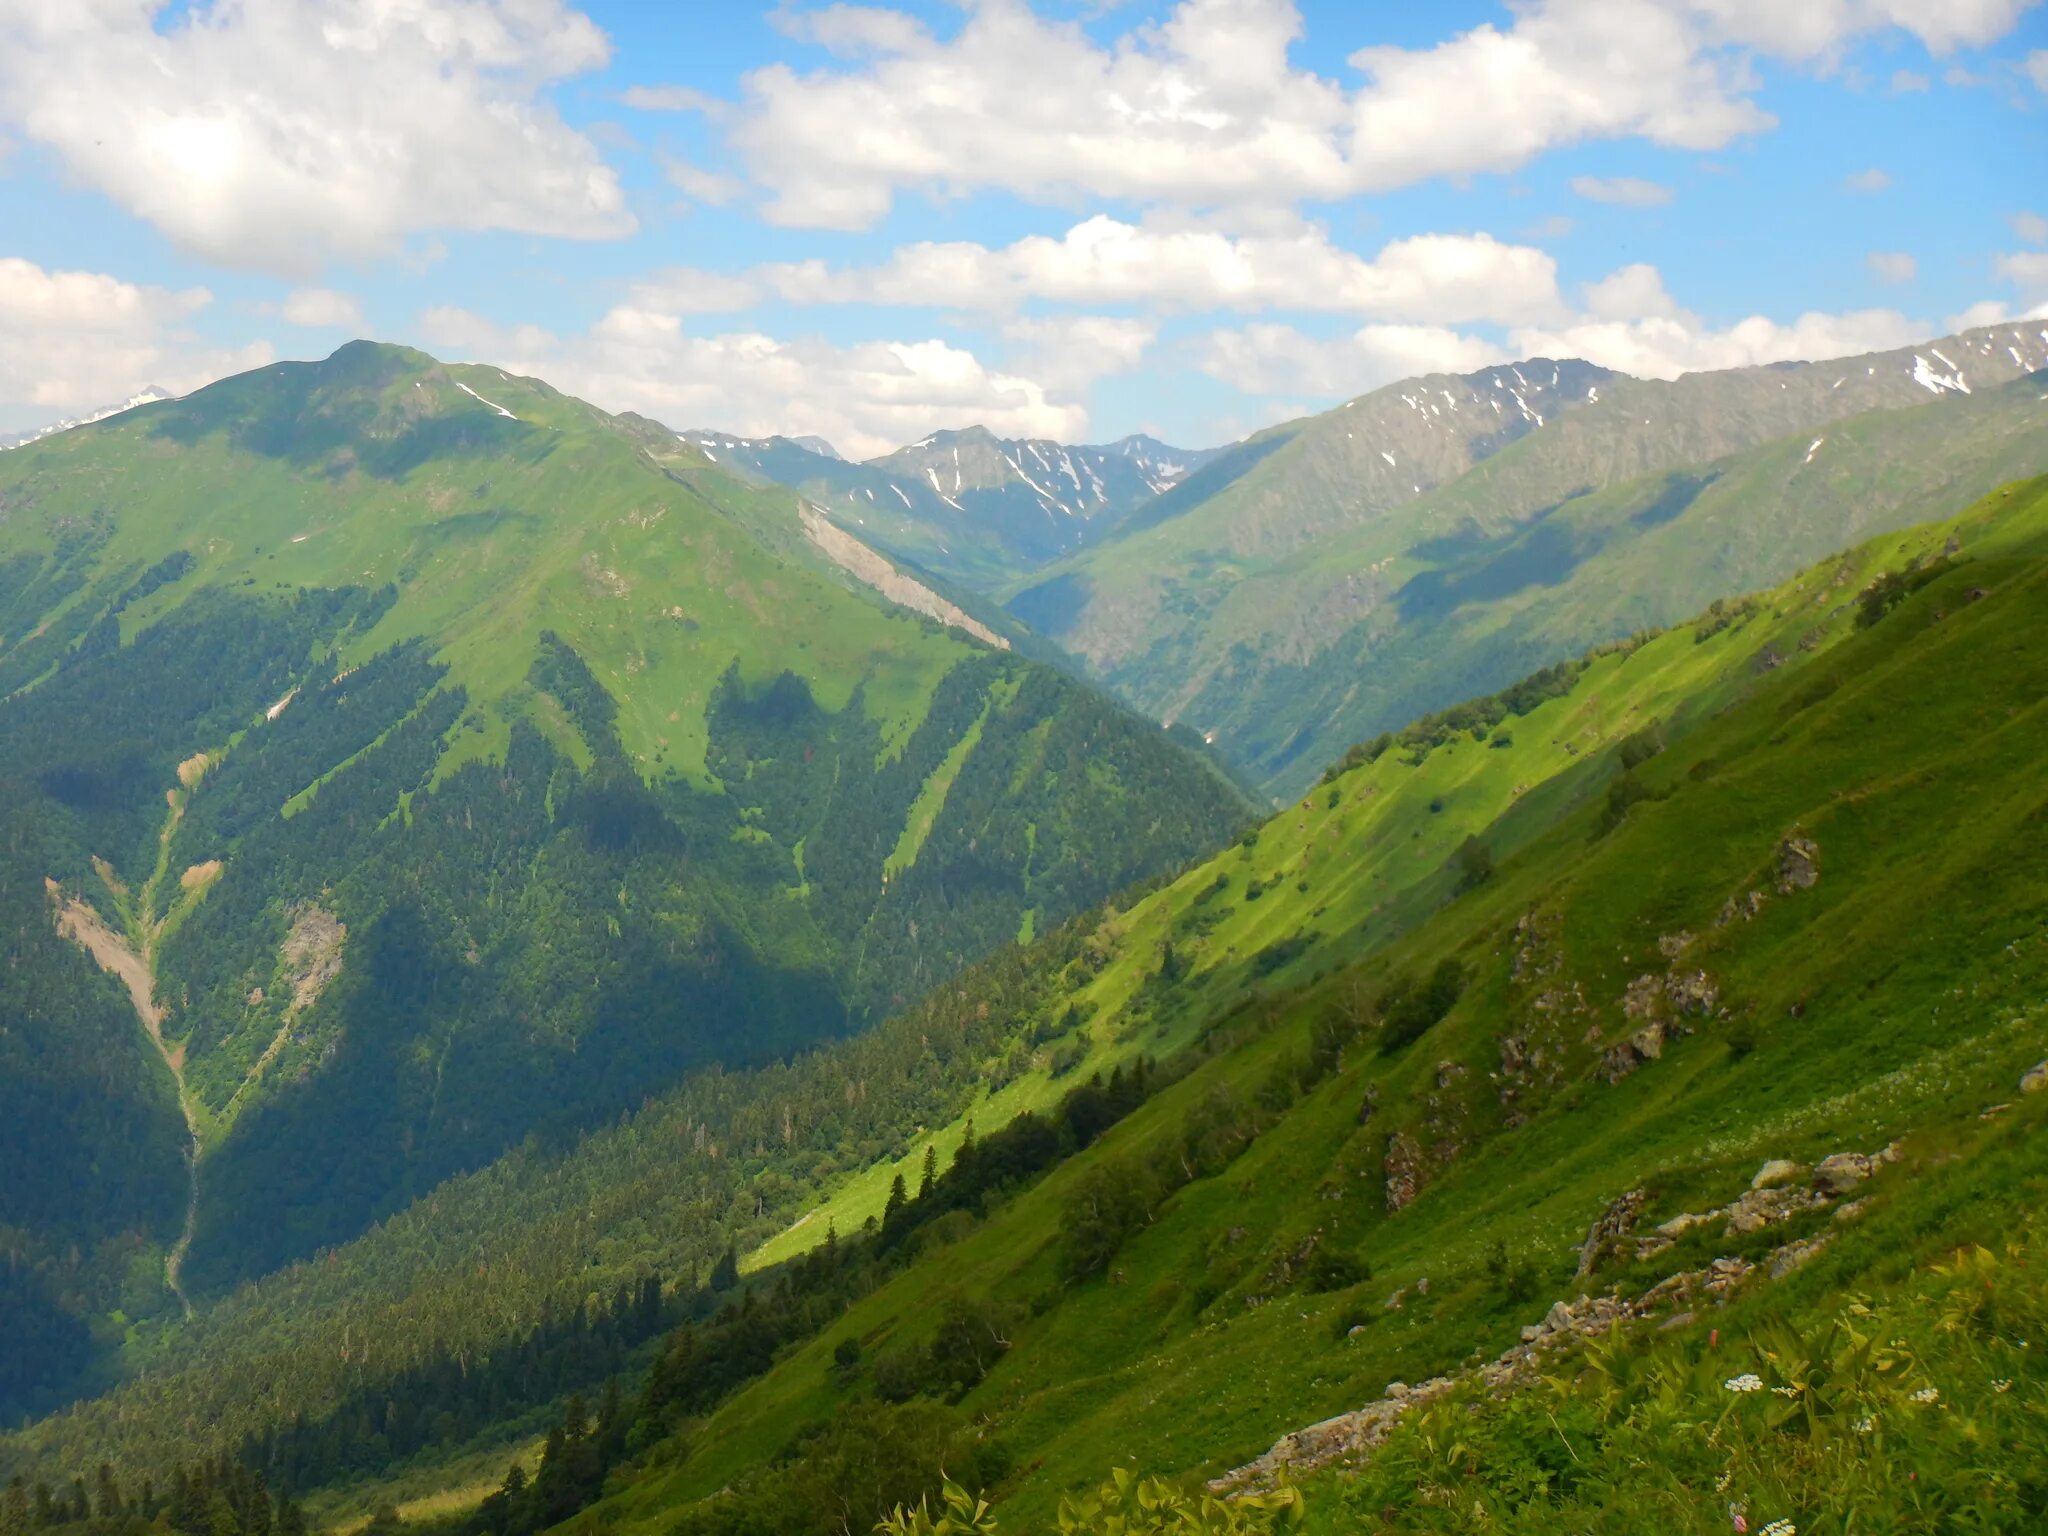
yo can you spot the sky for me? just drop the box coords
[2,1,2045,457]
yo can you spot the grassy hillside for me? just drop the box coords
[528,475,2048,1532]
[0,343,1251,1417]
[1010,325,2048,796]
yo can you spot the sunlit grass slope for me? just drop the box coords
[579,476,2048,1527]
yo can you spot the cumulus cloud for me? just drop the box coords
[2027,49,2048,91]
[0,257,272,429]
[1196,261,1929,399]
[1845,167,1893,192]
[1997,250,2048,300]
[1570,175,1676,207]
[2012,211,2048,244]
[280,288,365,329]
[1518,264,1925,375]
[1866,251,1917,283]
[1688,0,2035,57]
[1195,322,1499,396]
[673,0,2031,230]
[422,304,1088,460]
[1891,68,1931,90]
[999,315,1159,396]
[749,218,1567,325]
[0,0,633,275]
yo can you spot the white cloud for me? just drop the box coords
[999,315,1158,397]
[1196,322,1500,396]
[1689,0,2036,56]
[280,287,365,329]
[2027,49,2048,91]
[701,0,2037,230]
[1890,68,1931,91]
[1997,250,2048,300]
[1197,262,1930,399]
[621,83,723,114]
[749,218,1568,325]
[1866,251,1917,283]
[422,305,1088,460]
[1845,167,1893,192]
[1570,175,1676,207]
[1517,264,1925,375]
[0,0,633,276]
[0,257,273,428]
[717,0,1779,229]
[624,269,771,315]
[662,156,745,206]
[2013,211,2048,244]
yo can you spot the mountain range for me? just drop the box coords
[673,424,1220,591]
[2,325,2046,1536]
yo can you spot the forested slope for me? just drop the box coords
[13,473,2045,1532]
[0,343,1250,1419]
[512,474,2048,1531]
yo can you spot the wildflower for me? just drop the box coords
[1991,1379,2012,1393]
[1760,1521,1797,1536]
[1772,1384,1802,1398]
[1910,1386,1939,1404]
[1724,1373,1764,1393]
[1853,1416,1875,1434]
[1715,1471,1733,1493]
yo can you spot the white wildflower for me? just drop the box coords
[1852,1416,1875,1433]
[1910,1386,1939,1404]
[1760,1521,1797,1536]
[1724,1373,1764,1393]
[1991,1378,2012,1393]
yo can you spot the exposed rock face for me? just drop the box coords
[1812,1150,1881,1195]
[1726,1183,1825,1235]
[1213,1244,1785,1496]
[1383,1133,1424,1214]
[1717,890,1766,926]
[1776,834,1821,893]
[1752,1159,1804,1189]
[280,904,347,1018]
[1576,1188,1648,1277]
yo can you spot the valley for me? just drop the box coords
[6,9,2043,1531]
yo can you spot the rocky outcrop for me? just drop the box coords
[1212,1244,1786,1496]
[1576,1188,1648,1277]
[1634,1146,1899,1261]
[2022,1061,2047,1094]
[1383,1133,1424,1214]
[1776,834,1821,893]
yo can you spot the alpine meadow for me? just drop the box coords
[3,4,2046,1535]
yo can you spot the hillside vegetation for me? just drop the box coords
[0,343,1249,1419]
[1011,325,2048,794]
[518,474,2048,1531]
[12,471,2045,1532]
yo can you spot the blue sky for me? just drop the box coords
[2,0,2045,453]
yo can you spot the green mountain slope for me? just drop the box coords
[12,474,2043,1535]
[1012,324,2048,796]
[0,342,1251,1415]
[520,475,2048,1532]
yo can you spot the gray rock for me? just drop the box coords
[1751,1159,1803,1189]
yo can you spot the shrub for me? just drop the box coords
[1379,958,1468,1054]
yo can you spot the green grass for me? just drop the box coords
[568,476,2048,1531]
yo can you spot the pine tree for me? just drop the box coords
[708,1242,739,1293]
[882,1173,908,1227]
[918,1144,938,1200]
